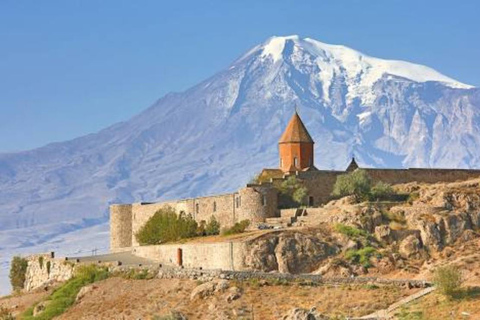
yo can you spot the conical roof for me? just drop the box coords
[279,112,314,144]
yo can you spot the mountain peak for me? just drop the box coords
[239,35,474,105]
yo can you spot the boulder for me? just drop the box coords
[225,286,242,302]
[282,307,329,320]
[190,279,230,300]
[33,301,51,317]
[76,284,97,302]
[399,235,423,259]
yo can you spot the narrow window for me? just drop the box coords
[294,157,298,167]
[262,195,267,206]
[213,201,217,212]
[280,157,283,167]
[196,203,199,214]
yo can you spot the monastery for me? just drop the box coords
[110,111,480,251]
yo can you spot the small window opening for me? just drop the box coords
[213,201,217,212]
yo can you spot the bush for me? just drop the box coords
[135,207,198,245]
[221,220,250,236]
[333,223,369,239]
[345,247,377,268]
[292,186,308,206]
[279,176,310,206]
[370,182,394,201]
[332,169,372,202]
[205,215,220,236]
[433,265,463,298]
[21,264,109,320]
[10,256,28,291]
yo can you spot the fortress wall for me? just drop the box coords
[236,186,278,223]
[365,169,480,185]
[300,171,342,206]
[130,200,191,247]
[110,204,133,250]
[191,193,236,228]
[133,241,248,271]
[24,253,75,292]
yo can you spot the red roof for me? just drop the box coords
[279,111,314,144]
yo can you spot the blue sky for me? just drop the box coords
[1,0,479,152]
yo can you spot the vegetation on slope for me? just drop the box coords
[136,207,222,245]
[10,256,28,291]
[332,169,397,202]
[21,265,109,320]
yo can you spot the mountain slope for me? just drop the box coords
[0,35,479,294]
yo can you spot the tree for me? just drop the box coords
[205,215,221,236]
[9,256,28,291]
[279,176,310,206]
[292,186,308,206]
[135,207,198,245]
[370,181,394,201]
[433,265,463,298]
[332,169,372,202]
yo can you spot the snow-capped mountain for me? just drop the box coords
[0,35,479,294]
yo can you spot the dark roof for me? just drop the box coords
[346,157,359,171]
[279,111,314,144]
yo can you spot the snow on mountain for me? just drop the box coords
[0,35,478,294]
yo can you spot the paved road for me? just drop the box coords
[67,251,156,266]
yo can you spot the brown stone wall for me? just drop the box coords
[110,204,133,250]
[191,193,236,228]
[365,168,480,185]
[236,186,278,223]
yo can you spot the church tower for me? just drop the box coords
[278,111,315,172]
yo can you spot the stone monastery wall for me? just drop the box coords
[110,166,480,251]
[110,185,278,250]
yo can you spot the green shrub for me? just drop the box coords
[21,264,109,320]
[333,223,368,239]
[279,176,310,206]
[135,206,198,245]
[370,182,395,201]
[46,261,51,275]
[292,186,308,206]
[332,169,372,202]
[433,265,463,298]
[205,215,221,236]
[38,256,44,269]
[9,256,28,291]
[221,220,250,236]
[345,247,377,268]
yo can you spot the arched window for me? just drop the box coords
[213,201,217,212]
[294,157,298,167]
[262,195,267,206]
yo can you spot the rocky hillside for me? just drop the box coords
[230,178,480,284]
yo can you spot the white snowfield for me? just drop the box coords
[254,35,473,104]
[0,35,478,295]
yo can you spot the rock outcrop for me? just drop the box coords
[242,231,337,273]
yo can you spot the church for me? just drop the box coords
[110,111,480,251]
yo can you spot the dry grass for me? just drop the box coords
[396,289,480,319]
[50,277,416,320]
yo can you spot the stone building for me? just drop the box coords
[110,111,480,251]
